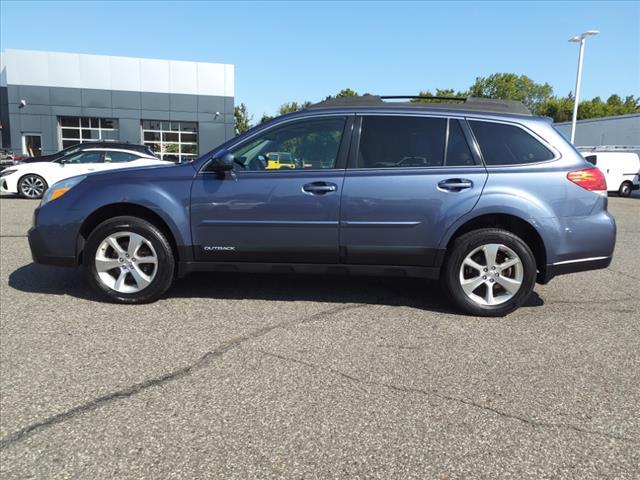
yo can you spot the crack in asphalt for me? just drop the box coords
[607,268,640,283]
[0,300,382,450]
[257,350,638,445]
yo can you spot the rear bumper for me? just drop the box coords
[538,256,612,284]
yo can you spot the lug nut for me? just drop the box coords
[482,275,487,280]
[483,268,488,272]
[491,266,496,270]
[490,279,495,283]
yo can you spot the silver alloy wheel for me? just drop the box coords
[20,176,46,198]
[459,243,524,306]
[95,231,158,294]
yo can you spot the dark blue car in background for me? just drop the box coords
[28,96,616,316]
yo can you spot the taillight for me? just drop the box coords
[567,168,607,192]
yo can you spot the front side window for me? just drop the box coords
[59,117,119,149]
[231,117,346,171]
[469,121,554,166]
[104,151,139,163]
[63,151,104,164]
[357,116,446,168]
[142,120,198,163]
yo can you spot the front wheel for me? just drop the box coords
[85,216,175,304]
[618,181,633,197]
[443,228,537,317]
[18,174,48,199]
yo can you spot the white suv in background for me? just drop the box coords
[1,147,171,199]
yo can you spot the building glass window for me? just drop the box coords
[58,117,119,149]
[141,120,198,162]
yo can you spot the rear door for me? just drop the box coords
[340,115,487,267]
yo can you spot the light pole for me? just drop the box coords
[568,30,599,144]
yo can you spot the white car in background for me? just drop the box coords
[1,147,170,199]
[581,151,640,197]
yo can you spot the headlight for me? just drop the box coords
[40,175,87,206]
[0,168,18,177]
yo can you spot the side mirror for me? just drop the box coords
[210,150,235,173]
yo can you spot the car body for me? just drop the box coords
[581,151,640,197]
[14,141,155,164]
[27,96,617,316]
[0,148,15,171]
[1,147,168,198]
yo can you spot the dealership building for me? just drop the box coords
[0,49,235,161]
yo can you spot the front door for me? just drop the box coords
[191,115,352,263]
[56,149,105,178]
[340,115,488,267]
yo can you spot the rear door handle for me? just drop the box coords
[438,178,473,191]
[302,182,337,195]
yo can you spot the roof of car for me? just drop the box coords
[306,96,532,116]
[74,142,150,150]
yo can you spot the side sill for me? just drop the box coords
[177,261,440,280]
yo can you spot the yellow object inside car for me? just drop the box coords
[264,152,296,170]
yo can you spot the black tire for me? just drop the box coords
[18,174,48,199]
[84,216,175,304]
[442,228,537,317]
[618,181,633,197]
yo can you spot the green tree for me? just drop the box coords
[412,88,468,103]
[537,93,639,122]
[259,114,273,124]
[335,88,358,98]
[469,73,553,111]
[234,103,252,135]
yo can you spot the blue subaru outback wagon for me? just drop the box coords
[28,96,616,316]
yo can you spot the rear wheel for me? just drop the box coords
[85,216,175,304]
[18,174,48,199]
[618,181,633,197]
[443,228,537,317]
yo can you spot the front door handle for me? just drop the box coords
[438,178,473,191]
[302,182,337,195]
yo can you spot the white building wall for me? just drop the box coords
[1,49,234,97]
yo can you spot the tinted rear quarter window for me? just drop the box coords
[358,116,446,168]
[469,120,554,166]
[585,155,597,165]
[446,120,475,166]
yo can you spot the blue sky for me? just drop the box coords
[1,1,638,119]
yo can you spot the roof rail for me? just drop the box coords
[380,95,466,102]
[307,95,531,115]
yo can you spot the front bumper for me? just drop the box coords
[28,226,77,267]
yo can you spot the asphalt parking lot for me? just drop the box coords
[0,194,638,479]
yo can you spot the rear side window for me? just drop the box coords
[585,155,597,165]
[469,121,554,166]
[358,116,446,168]
[104,151,140,163]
